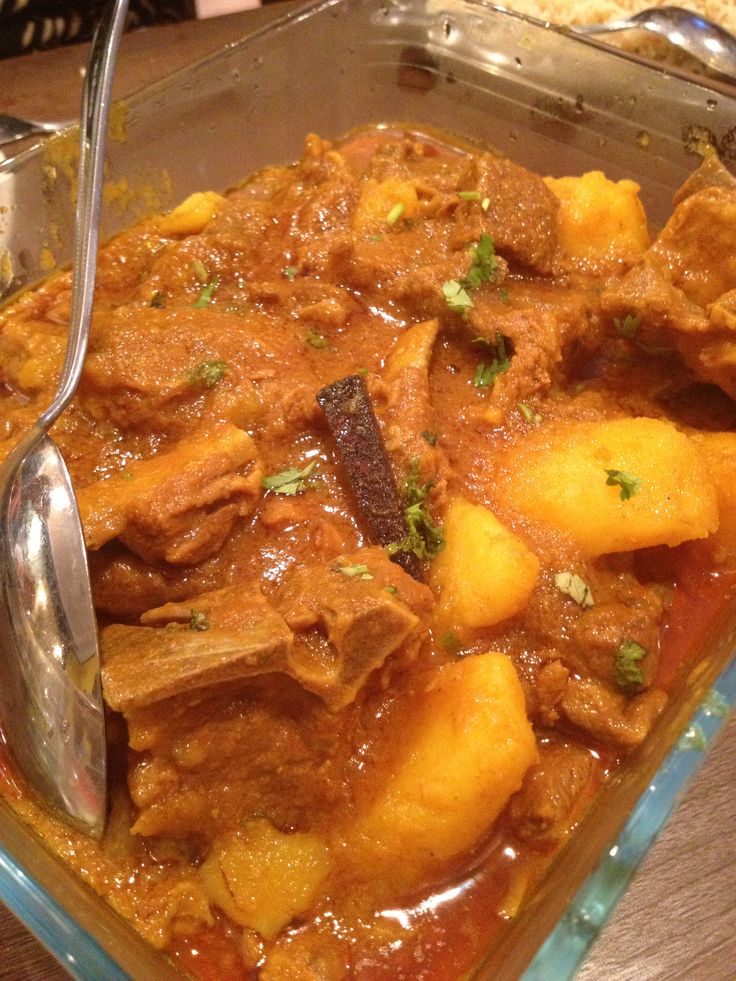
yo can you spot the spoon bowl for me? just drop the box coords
[573,5,736,80]
[0,0,129,836]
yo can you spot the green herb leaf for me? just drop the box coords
[335,563,374,581]
[614,639,646,691]
[457,190,481,201]
[388,460,445,561]
[518,402,541,425]
[421,430,438,446]
[384,585,398,595]
[192,276,220,308]
[187,360,228,388]
[473,333,510,388]
[367,233,384,243]
[614,313,641,338]
[464,233,499,290]
[605,468,642,501]
[283,265,298,282]
[442,279,474,318]
[442,233,499,317]
[555,571,594,608]
[305,329,329,349]
[262,460,318,496]
[190,609,211,632]
[386,202,405,225]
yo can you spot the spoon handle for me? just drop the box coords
[38,0,129,431]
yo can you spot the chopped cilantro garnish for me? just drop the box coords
[384,585,398,595]
[605,468,642,501]
[442,279,474,317]
[614,313,641,338]
[421,430,438,446]
[498,287,510,304]
[464,233,499,290]
[457,190,481,201]
[442,233,499,318]
[555,571,594,608]
[305,329,329,349]
[518,402,541,425]
[388,460,445,561]
[192,276,220,308]
[283,265,298,282]
[336,563,374,580]
[614,639,646,691]
[473,333,510,388]
[190,609,211,631]
[187,360,228,388]
[262,460,318,496]
[367,233,384,243]
[386,202,405,225]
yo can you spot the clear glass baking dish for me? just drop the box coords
[0,1,734,977]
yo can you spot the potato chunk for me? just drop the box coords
[353,177,419,230]
[545,171,650,270]
[200,819,330,939]
[430,496,540,629]
[158,191,225,237]
[690,431,736,565]
[355,652,537,882]
[496,417,718,556]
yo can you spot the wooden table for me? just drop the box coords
[0,5,734,979]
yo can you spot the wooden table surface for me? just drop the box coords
[0,4,734,979]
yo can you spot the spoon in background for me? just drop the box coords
[0,0,129,837]
[572,5,736,80]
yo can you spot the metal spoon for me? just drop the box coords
[573,6,736,79]
[0,0,128,837]
[0,113,74,148]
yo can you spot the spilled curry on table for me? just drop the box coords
[1,126,735,978]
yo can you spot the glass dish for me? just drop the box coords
[0,1,734,977]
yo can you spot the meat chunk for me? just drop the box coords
[560,677,667,749]
[509,739,594,846]
[382,318,450,505]
[78,423,263,565]
[123,674,350,839]
[601,158,736,398]
[452,153,560,274]
[101,590,292,713]
[102,548,433,714]
[274,547,434,708]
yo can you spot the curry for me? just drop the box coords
[1,126,735,979]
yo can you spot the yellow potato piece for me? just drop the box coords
[353,177,419,230]
[199,819,330,940]
[545,171,650,270]
[355,653,537,882]
[431,496,540,629]
[158,191,225,237]
[496,417,718,556]
[690,431,736,565]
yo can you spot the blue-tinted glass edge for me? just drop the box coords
[0,845,129,980]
